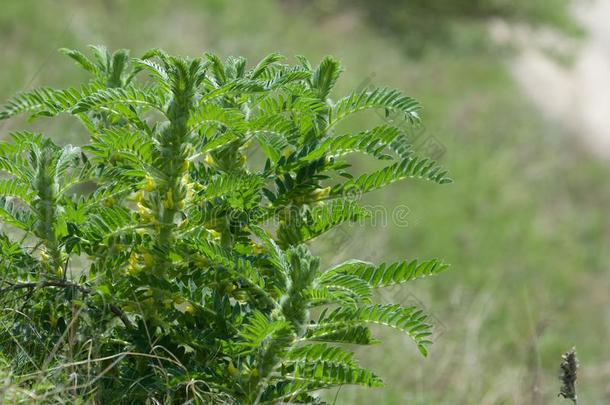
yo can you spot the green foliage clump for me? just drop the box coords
[0,46,450,403]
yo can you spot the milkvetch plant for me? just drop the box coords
[0,46,451,404]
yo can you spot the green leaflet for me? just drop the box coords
[248,52,284,79]
[255,131,290,163]
[80,206,136,243]
[332,155,452,196]
[87,127,154,167]
[311,56,343,100]
[287,360,383,387]
[202,172,264,200]
[321,258,449,288]
[299,125,404,163]
[0,84,103,120]
[315,272,373,303]
[71,86,165,113]
[331,87,421,125]
[0,196,35,231]
[239,310,292,350]
[0,179,35,205]
[313,303,433,355]
[188,103,247,135]
[277,200,369,246]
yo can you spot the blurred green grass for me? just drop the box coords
[1,0,609,403]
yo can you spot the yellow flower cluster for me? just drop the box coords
[125,248,155,275]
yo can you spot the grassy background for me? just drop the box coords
[1,0,609,403]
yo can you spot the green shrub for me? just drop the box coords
[0,46,450,403]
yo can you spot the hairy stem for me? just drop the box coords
[34,148,62,273]
[153,61,197,276]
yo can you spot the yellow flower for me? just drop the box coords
[137,203,155,222]
[180,160,190,173]
[173,300,194,314]
[142,252,154,268]
[282,145,296,158]
[126,252,140,275]
[204,154,215,166]
[163,190,174,209]
[109,153,124,164]
[232,290,248,301]
[185,188,194,201]
[227,362,238,376]
[310,186,331,201]
[194,254,209,267]
[132,190,145,204]
[143,175,156,192]
[103,197,115,208]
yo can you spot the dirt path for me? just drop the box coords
[494,0,610,160]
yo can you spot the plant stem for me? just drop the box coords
[35,147,62,273]
[153,61,197,276]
